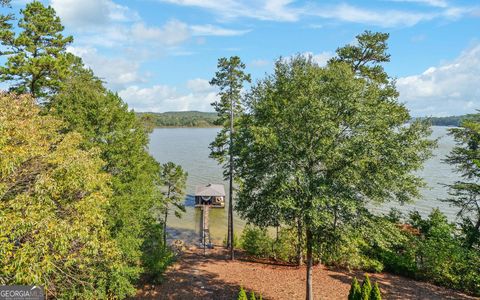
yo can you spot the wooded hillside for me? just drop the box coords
[137,111,219,128]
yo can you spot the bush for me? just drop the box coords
[238,286,247,300]
[141,223,175,283]
[272,227,298,263]
[361,275,372,300]
[348,277,361,300]
[408,209,480,294]
[240,226,273,258]
[370,283,382,300]
[223,233,240,248]
[348,276,383,300]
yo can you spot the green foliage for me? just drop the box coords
[238,286,248,300]
[48,63,167,294]
[159,162,187,246]
[0,1,75,99]
[370,283,382,300]
[0,93,129,298]
[210,56,251,253]
[421,115,478,127]
[444,115,480,249]
[348,277,361,300]
[361,275,372,300]
[409,209,480,293]
[223,233,240,248]
[271,227,299,263]
[249,291,256,300]
[332,30,390,83]
[0,0,13,43]
[209,56,251,174]
[141,222,175,283]
[322,212,416,274]
[233,31,434,298]
[240,226,272,258]
[137,111,218,128]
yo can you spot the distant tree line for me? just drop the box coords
[414,114,479,127]
[137,111,219,129]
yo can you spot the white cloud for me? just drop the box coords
[190,24,250,36]
[51,0,138,29]
[309,3,436,27]
[186,78,213,93]
[397,45,480,116]
[160,0,477,27]
[131,20,190,46]
[119,80,218,112]
[251,59,271,67]
[159,0,302,22]
[308,51,334,67]
[67,46,144,90]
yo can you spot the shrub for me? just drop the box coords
[141,223,175,283]
[348,277,361,300]
[370,283,382,300]
[240,226,273,258]
[223,233,240,248]
[361,275,372,300]
[271,227,298,263]
[238,286,248,300]
[249,291,257,300]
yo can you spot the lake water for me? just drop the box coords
[148,126,461,243]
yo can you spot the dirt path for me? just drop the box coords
[133,247,478,300]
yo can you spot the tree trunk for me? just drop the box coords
[164,186,171,248]
[297,218,303,266]
[163,207,168,248]
[228,86,235,260]
[305,228,313,300]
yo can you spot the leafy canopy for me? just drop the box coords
[0,93,128,299]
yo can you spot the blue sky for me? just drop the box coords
[7,0,480,116]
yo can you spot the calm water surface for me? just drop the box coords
[148,126,460,243]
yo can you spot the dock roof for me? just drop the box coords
[195,183,225,197]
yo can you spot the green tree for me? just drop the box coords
[160,162,187,247]
[331,30,390,83]
[370,283,382,300]
[0,1,74,99]
[238,286,248,300]
[348,277,361,300]
[0,93,128,298]
[234,32,434,300]
[209,56,251,260]
[0,0,13,45]
[249,291,257,300]
[361,275,372,300]
[444,116,480,248]
[49,70,163,295]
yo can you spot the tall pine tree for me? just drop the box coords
[160,162,187,247]
[209,56,251,260]
[444,116,480,248]
[0,1,74,99]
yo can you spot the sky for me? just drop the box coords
[6,0,480,116]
